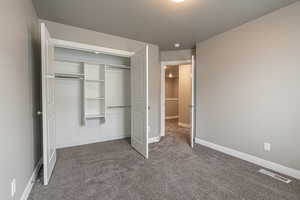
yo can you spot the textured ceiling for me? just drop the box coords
[32,0,298,50]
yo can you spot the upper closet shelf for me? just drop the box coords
[55,58,130,69]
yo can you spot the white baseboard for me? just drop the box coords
[195,138,300,180]
[20,158,42,200]
[178,122,191,128]
[148,136,161,144]
[56,135,130,149]
[165,116,179,120]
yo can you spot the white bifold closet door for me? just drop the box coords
[41,23,57,185]
[131,45,149,158]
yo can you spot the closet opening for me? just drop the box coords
[53,47,131,147]
[160,58,195,147]
[40,23,149,185]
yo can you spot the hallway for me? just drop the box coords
[164,119,191,145]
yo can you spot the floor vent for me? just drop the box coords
[258,169,292,183]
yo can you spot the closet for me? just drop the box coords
[54,47,131,148]
[40,23,149,185]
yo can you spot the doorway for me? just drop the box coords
[160,58,195,147]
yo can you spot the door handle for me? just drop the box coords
[37,111,43,115]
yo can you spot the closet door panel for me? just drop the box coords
[41,23,56,185]
[131,45,149,159]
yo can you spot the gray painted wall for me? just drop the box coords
[0,0,41,199]
[41,20,161,139]
[196,2,300,171]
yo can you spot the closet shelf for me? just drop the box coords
[85,79,105,83]
[85,114,105,119]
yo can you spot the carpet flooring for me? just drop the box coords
[29,120,300,200]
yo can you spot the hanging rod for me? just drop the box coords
[107,105,131,109]
[55,76,84,80]
[55,73,84,80]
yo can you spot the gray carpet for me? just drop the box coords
[29,121,300,200]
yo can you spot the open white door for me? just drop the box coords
[41,23,57,185]
[190,56,195,148]
[131,45,149,158]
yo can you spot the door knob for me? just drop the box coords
[37,111,43,115]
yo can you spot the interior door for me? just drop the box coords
[190,56,195,148]
[41,23,57,185]
[131,45,149,158]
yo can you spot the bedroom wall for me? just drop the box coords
[196,2,300,171]
[0,0,41,199]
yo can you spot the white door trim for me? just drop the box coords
[160,59,192,137]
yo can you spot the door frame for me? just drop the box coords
[160,59,193,137]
